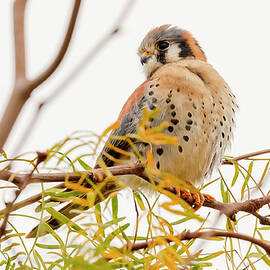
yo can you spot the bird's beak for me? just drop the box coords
[140,52,152,65]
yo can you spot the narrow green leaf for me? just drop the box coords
[2,243,19,252]
[33,250,41,269]
[46,207,86,236]
[197,251,224,261]
[231,163,239,187]
[134,192,145,211]
[258,226,270,230]
[241,161,253,200]
[78,158,92,170]
[259,161,270,185]
[171,217,191,226]
[103,223,130,249]
[220,178,228,203]
[33,250,48,270]
[112,195,118,223]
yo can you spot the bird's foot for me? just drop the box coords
[202,193,216,202]
[175,187,205,210]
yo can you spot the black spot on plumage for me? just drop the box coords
[185,125,191,131]
[170,104,175,110]
[150,104,156,110]
[168,93,172,98]
[168,126,174,132]
[220,121,223,126]
[171,119,179,125]
[157,148,163,156]
[156,161,160,169]
[166,98,171,103]
[150,84,154,88]
[152,97,157,103]
[193,104,197,109]
[149,91,154,96]
[188,112,192,117]
[177,89,180,92]
[222,132,225,138]
[156,84,160,87]
[220,142,222,148]
[223,116,226,121]
[183,135,189,142]
[171,111,176,117]
[186,119,193,125]
[178,145,183,153]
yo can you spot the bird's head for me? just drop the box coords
[138,25,207,78]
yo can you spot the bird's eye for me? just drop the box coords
[156,41,169,50]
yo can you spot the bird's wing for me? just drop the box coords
[95,80,150,168]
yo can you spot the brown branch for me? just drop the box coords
[13,0,27,79]
[11,0,136,157]
[1,161,270,226]
[0,152,47,238]
[29,0,81,92]
[222,148,270,165]
[127,230,270,256]
[0,0,81,151]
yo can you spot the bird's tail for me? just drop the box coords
[26,180,121,238]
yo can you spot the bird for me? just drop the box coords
[27,25,237,238]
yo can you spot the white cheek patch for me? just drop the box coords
[166,43,181,63]
[143,56,162,77]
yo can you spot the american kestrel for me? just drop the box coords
[27,25,237,237]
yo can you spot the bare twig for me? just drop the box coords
[0,0,81,151]
[127,230,270,256]
[223,148,270,165]
[12,0,136,157]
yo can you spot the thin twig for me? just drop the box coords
[127,230,270,256]
[0,0,81,152]
[12,0,136,157]
[223,149,270,165]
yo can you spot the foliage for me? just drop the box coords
[0,112,270,269]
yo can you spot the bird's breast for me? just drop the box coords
[140,59,238,186]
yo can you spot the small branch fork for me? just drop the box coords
[0,0,81,152]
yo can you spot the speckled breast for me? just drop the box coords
[142,59,238,186]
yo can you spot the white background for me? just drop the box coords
[1,0,270,268]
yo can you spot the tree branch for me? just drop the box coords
[1,161,270,226]
[222,148,270,165]
[0,0,81,151]
[127,230,270,256]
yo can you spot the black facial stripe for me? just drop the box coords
[157,50,167,64]
[178,39,194,58]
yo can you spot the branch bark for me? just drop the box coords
[127,230,270,256]
[1,160,270,225]
[0,0,81,151]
